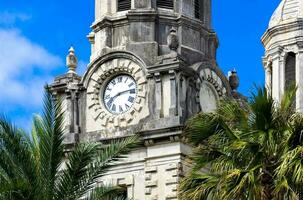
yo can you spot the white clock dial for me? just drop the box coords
[103,75,137,114]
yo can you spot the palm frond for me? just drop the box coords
[34,88,65,199]
[0,116,38,199]
[55,136,138,200]
[180,86,303,199]
[76,136,139,196]
[86,185,127,200]
[54,143,99,200]
[179,171,221,200]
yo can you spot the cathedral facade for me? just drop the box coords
[50,0,234,199]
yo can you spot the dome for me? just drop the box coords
[269,0,303,28]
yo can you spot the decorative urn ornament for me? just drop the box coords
[167,27,179,51]
[228,69,239,91]
[66,46,78,74]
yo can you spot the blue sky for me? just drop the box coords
[0,0,280,130]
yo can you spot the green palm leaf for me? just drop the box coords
[0,88,138,200]
[180,86,303,199]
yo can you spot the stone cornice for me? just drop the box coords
[91,11,214,36]
[126,9,157,22]
[146,59,195,77]
[262,18,303,47]
[50,73,83,93]
[91,16,129,31]
[80,124,184,144]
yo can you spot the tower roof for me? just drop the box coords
[269,0,303,28]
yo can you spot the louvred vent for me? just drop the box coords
[194,0,200,19]
[157,0,173,9]
[118,0,131,11]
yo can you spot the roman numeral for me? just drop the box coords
[128,82,135,88]
[128,96,134,103]
[130,89,136,94]
[124,77,129,83]
[104,95,110,100]
[125,104,130,109]
[112,104,116,112]
[119,105,123,112]
[118,77,122,83]
[111,80,116,85]
[107,98,113,108]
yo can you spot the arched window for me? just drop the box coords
[157,0,173,9]
[285,52,296,90]
[117,0,131,11]
[285,52,296,109]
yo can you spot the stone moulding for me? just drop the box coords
[83,51,148,128]
[190,62,231,98]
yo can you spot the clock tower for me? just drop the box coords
[50,0,233,199]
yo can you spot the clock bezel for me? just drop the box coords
[101,73,138,115]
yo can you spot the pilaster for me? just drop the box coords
[264,58,272,94]
[279,53,285,98]
[268,46,284,102]
[169,70,177,116]
[296,46,303,111]
[154,72,162,119]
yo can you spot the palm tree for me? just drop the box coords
[179,87,303,200]
[0,89,138,200]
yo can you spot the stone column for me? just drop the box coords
[95,0,111,21]
[169,70,177,116]
[154,72,162,118]
[177,73,186,119]
[95,0,101,21]
[66,89,81,135]
[73,91,80,134]
[296,49,303,111]
[265,63,272,94]
[271,55,281,102]
[279,54,285,99]
[66,90,73,133]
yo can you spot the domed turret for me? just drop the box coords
[269,0,303,28]
[262,0,303,111]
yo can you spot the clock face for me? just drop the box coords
[103,74,137,114]
[199,82,218,113]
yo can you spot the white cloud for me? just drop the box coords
[0,12,31,25]
[0,29,63,109]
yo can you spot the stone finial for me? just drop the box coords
[66,46,78,74]
[167,27,179,51]
[228,69,239,92]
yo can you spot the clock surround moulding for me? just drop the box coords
[85,57,148,128]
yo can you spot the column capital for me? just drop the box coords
[262,56,272,70]
[268,46,284,60]
[297,41,303,49]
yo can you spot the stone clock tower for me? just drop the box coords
[50,0,232,199]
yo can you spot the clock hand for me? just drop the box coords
[118,89,134,95]
[108,91,127,106]
[107,88,136,108]
[112,89,135,99]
